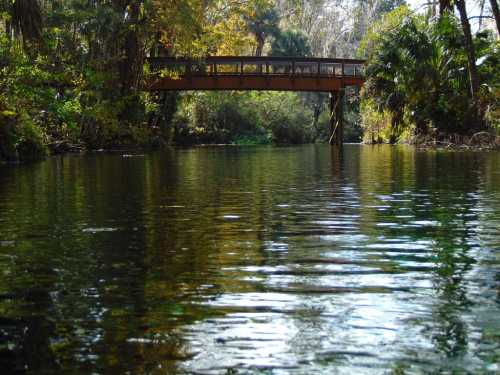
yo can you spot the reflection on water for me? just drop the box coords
[0,145,499,374]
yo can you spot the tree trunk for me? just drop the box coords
[455,0,480,102]
[149,31,178,143]
[427,1,438,17]
[439,0,452,16]
[489,0,500,35]
[455,0,486,130]
[255,34,265,57]
[121,2,145,94]
[5,19,12,45]
[11,0,42,41]
[311,97,322,143]
[11,0,43,54]
[478,0,486,30]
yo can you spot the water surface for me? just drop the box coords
[1,145,499,374]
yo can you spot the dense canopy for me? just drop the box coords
[0,0,498,161]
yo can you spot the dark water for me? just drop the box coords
[0,145,499,374]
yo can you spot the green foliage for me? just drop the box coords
[360,7,500,143]
[242,2,280,56]
[375,0,407,14]
[1,0,498,160]
[344,105,364,143]
[233,134,271,145]
[172,91,314,145]
[0,0,169,160]
[1,0,317,162]
[245,6,280,40]
[360,98,405,143]
[0,110,47,162]
[270,30,311,57]
[0,37,50,161]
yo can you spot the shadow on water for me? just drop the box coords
[0,145,499,374]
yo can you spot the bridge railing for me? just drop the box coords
[148,56,365,78]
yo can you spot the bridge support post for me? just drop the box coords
[328,89,344,146]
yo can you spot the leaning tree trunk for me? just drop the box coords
[455,0,485,130]
[455,0,480,102]
[489,0,500,36]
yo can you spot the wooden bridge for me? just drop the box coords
[147,56,366,145]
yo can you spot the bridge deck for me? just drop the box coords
[147,56,365,92]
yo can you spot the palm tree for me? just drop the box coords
[246,7,280,56]
[270,30,311,57]
[439,0,482,126]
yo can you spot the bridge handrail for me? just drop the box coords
[148,56,366,77]
[148,56,366,64]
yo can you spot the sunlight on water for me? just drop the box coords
[0,145,499,374]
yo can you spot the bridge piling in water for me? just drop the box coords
[329,90,344,146]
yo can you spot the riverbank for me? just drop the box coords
[2,129,500,165]
[3,139,500,165]
[362,131,500,150]
[0,124,168,164]
[412,132,500,150]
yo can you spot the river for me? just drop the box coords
[0,145,499,374]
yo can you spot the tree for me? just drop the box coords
[489,0,500,35]
[270,30,311,57]
[438,0,482,123]
[245,6,280,56]
[439,0,453,15]
[11,0,42,43]
[361,7,493,142]
[454,0,481,107]
[375,0,407,14]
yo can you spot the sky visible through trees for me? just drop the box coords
[408,0,491,31]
